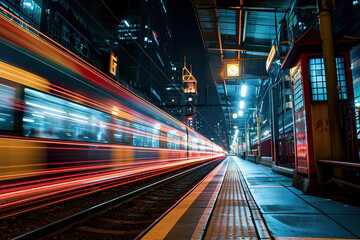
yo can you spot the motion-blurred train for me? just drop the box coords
[0,8,224,216]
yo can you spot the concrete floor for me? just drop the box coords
[236,158,360,239]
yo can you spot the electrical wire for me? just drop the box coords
[97,0,224,144]
[74,0,224,144]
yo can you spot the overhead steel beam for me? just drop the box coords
[227,6,288,12]
[222,57,267,61]
[208,43,270,53]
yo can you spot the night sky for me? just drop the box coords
[168,0,226,145]
[167,0,220,106]
[77,0,227,145]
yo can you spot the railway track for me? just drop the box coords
[13,158,223,239]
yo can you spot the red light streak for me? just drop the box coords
[0,8,225,219]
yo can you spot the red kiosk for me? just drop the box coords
[282,29,358,193]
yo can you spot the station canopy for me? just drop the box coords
[193,0,291,141]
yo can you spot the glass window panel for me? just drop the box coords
[132,122,159,147]
[23,88,111,142]
[114,118,131,144]
[0,83,16,131]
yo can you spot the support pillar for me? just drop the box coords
[270,78,279,164]
[317,0,345,160]
[245,123,248,158]
[257,115,262,164]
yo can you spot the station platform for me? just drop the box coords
[141,156,360,240]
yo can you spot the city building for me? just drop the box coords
[0,0,42,30]
[41,0,93,62]
[182,64,197,129]
[115,0,174,106]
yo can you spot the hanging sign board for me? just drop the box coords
[266,44,276,72]
[109,52,118,76]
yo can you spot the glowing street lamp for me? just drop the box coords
[238,110,243,116]
[232,113,238,119]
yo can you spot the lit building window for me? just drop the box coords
[308,57,348,101]
[335,58,348,100]
[21,0,41,24]
[188,97,192,102]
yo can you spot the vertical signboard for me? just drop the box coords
[266,45,276,72]
[109,52,117,76]
[291,65,308,173]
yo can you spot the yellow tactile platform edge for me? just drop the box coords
[141,160,227,240]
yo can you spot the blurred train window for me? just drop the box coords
[132,122,159,148]
[168,131,180,149]
[114,118,131,144]
[0,83,15,131]
[23,88,111,142]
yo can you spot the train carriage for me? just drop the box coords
[0,9,224,216]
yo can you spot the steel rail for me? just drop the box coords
[13,157,224,240]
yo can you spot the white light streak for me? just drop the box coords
[26,102,65,114]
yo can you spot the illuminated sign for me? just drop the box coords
[109,52,118,76]
[266,44,276,72]
[187,117,194,127]
[152,31,159,45]
[226,63,239,77]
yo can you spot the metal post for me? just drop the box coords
[257,115,262,163]
[245,123,248,158]
[270,78,279,164]
[317,0,344,160]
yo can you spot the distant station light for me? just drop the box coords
[241,85,247,97]
[239,100,245,109]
